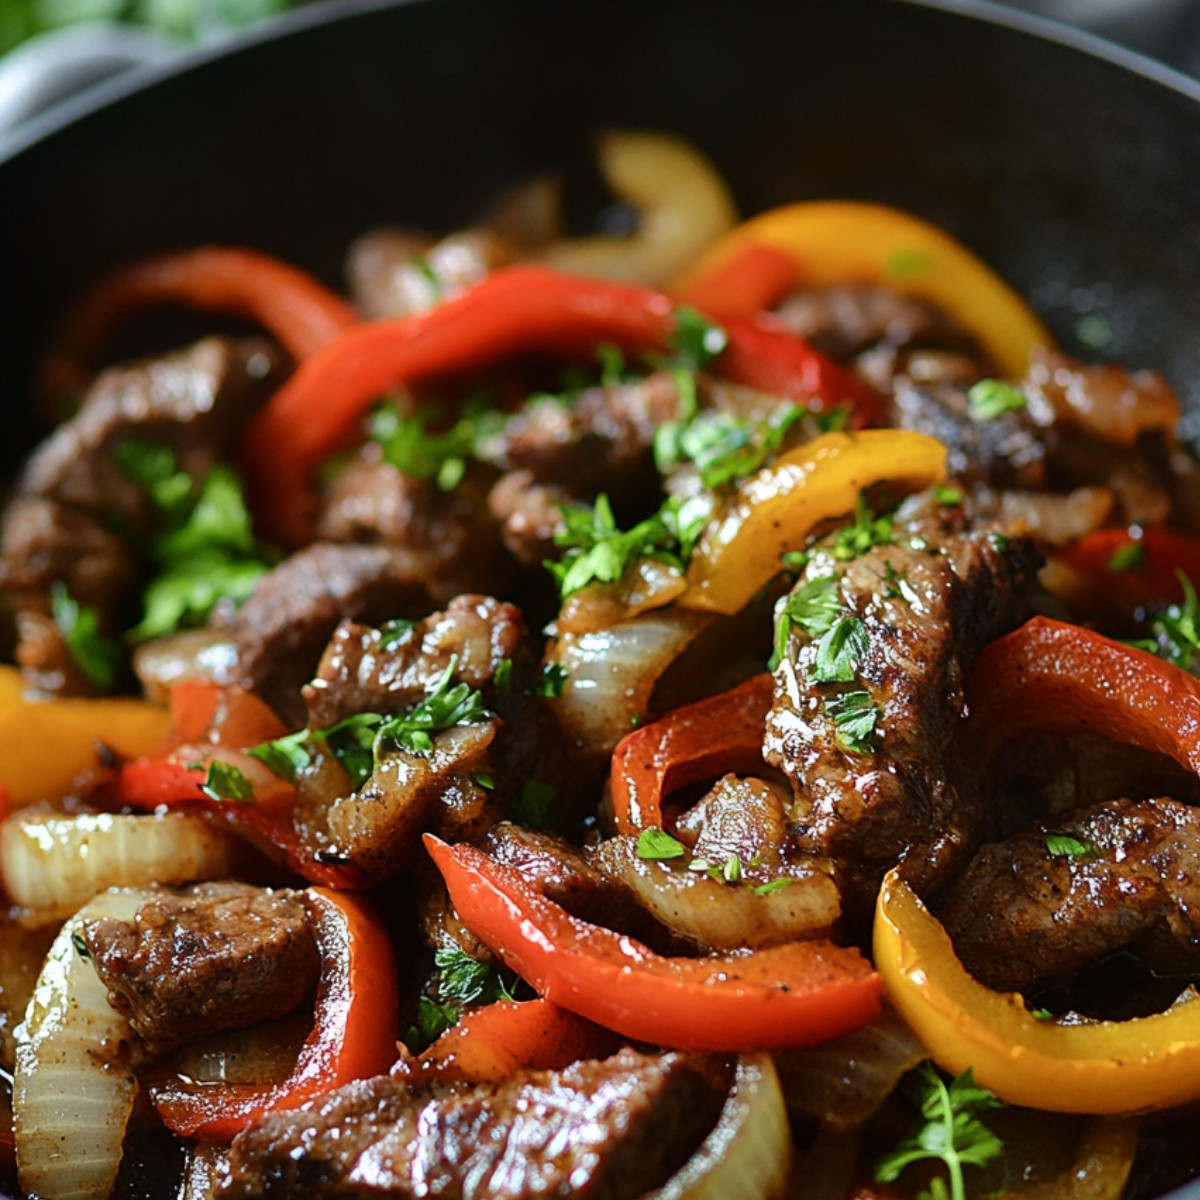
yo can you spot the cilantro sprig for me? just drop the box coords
[403,944,517,1052]
[654,403,806,490]
[875,1065,1004,1200]
[368,398,502,491]
[1129,571,1200,672]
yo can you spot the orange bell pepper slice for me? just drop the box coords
[679,429,947,614]
[609,673,773,835]
[675,201,1054,378]
[1054,524,1200,612]
[425,835,880,1052]
[150,887,399,1142]
[875,868,1200,1114]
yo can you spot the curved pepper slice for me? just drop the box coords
[674,201,1053,378]
[675,240,801,318]
[150,887,399,1142]
[399,997,621,1086]
[610,673,773,835]
[40,247,359,412]
[875,868,1200,1114]
[957,615,1200,773]
[1054,524,1200,612]
[424,835,881,1052]
[680,429,947,614]
[240,264,876,546]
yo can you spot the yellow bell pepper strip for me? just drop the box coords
[679,429,947,614]
[875,867,1200,1114]
[674,201,1054,378]
[0,666,172,807]
[425,834,881,1052]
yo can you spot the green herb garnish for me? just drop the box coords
[771,574,842,668]
[636,827,687,861]
[1045,832,1098,860]
[967,379,1027,421]
[434,944,515,1008]
[825,688,880,753]
[1133,571,1200,670]
[197,760,255,804]
[509,779,558,831]
[669,307,728,370]
[1108,541,1146,574]
[49,581,121,689]
[529,662,569,700]
[875,1065,1004,1200]
[832,492,895,561]
[811,614,868,684]
[368,398,500,492]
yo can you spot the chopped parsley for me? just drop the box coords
[815,404,852,434]
[529,662,569,700]
[831,492,895,561]
[546,494,691,600]
[825,688,880,754]
[1045,832,1098,860]
[115,440,278,642]
[433,944,515,1008]
[378,617,416,650]
[752,877,794,896]
[933,485,964,506]
[375,660,489,755]
[669,307,728,370]
[49,581,121,689]
[875,1065,1004,1200]
[404,995,457,1053]
[654,404,806,489]
[493,658,513,706]
[508,779,558,831]
[709,852,742,885]
[967,379,1027,422]
[196,760,255,804]
[1132,571,1200,671]
[1108,540,1146,574]
[771,574,842,669]
[368,398,501,492]
[811,615,868,684]
[636,827,687,861]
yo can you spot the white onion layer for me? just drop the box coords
[14,887,147,1200]
[0,810,243,923]
[644,1054,791,1200]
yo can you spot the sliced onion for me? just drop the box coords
[591,835,839,949]
[772,1004,927,1133]
[642,1054,791,1200]
[178,1142,230,1200]
[539,129,737,287]
[13,887,147,1200]
[548,607,712,765]
[0,811,245,924]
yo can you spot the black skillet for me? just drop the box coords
[2,0,1200,1195]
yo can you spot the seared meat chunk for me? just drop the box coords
[82,882,318,1054]
[0,338,283,695]
[303,595,527,729]
[219,1048,723,1200]
[764,495,1041,913]
[227,542,431,726]
[486,470,569,567]
[937,796,1200,994]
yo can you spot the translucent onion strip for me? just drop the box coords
[643,1053,791,1200]
[14,887,147,1200]
[0,811,245,924]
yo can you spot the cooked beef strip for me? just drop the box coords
[764,494,1042,916]
[0,337,283,695]
[936,796,1200,994]
[226,542,433,727]
[82,881,318,1055]
[219,1048,724,1200]
[486,469,568,566]
[303,595,529,730]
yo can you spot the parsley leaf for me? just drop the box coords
[49,581,121,689]
[967,379,1027,421]
[752,877,794,896]
[1045,832,1098,860]
[434,944,514,1008]
[403,995,458,1054]
[669,307,728,370]
[636,827,686,860]
[546,494,688,600]
[771,574,842,668]
[368,399,501,491]
[708,852,742,884]
[116,445,278,642]
[529,662,569,700]
[1108,541,1146,574]
[811,615,868,684]
[508,779,558,831]
[654,404,806,489]
[246,728,313,783]
[875,1065,1004,1200]
[826,688,880,753]
[832,491,894,561]
[375,659,489,755]
[1136,571,1200,670]
[197,760,255,804]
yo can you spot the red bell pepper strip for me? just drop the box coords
[959,615,1200,774]
[1054,525,1200,612]
[610,673,773,836]
[424,835,881,1052]
[398,997,622,1086]
[673,239,801,318]
[240,264,877,546]
[40,247,359,412]
[150,886,398,1143]
[117,755,365,889]
[167,679,290,748]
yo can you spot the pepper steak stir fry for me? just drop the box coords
[2,131,1200,1200]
